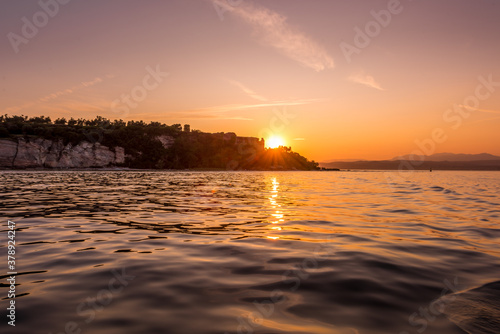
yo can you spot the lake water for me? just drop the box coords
[1,171,499,334]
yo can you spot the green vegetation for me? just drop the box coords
[0,115,319,170]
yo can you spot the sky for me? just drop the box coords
[1,0,500,161]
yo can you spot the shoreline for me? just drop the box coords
[0,167,319,172]
[1,168,499,172]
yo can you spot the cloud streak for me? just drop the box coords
[3,76,107,114]
[228,79,268,101]
[223,2,334,72]
[348,71,384,91]
[458,105,500,114]
[190,98,324,113]
[169,98,325,120]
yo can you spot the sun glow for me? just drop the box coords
[267,136,285,149]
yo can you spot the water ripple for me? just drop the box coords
[0,171,499,333]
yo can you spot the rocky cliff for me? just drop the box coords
[0,137,125,169]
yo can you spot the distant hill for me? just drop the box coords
[321,158,368,163]
[392,153,500,162]
[320,152,500,171]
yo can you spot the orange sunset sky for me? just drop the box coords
[1,0,500,161]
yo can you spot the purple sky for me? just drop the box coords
[1,0,500,160]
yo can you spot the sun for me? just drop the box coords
[267,136,286,149]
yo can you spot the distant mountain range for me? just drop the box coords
[392,153,500,162]
[320,153,500,171]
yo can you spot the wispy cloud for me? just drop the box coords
[40,97,110,115]
[169,98,324,120]
[458,105,500,114]
[348,71,384,91]
[167,113,253,121]
[189,98,324,113]
[469,116,500,125]
[4,76,108,114]
[459,106,500,125]
[222,2,334,72]
[293,138,305,141]
[228,79,268,101]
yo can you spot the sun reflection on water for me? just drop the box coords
[267,177,284,240]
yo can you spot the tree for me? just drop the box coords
[55,117,67,125]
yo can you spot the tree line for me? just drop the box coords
[0,115,319,170]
